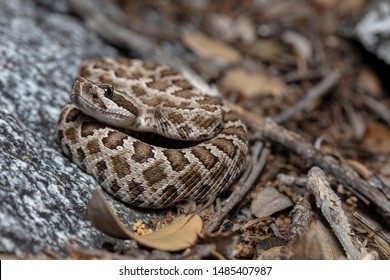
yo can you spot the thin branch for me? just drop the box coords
[274,71,340,124]
[277,174,307,187]
[283,70,324,83]
[364,96,390,126]
[367,172,390,200]
[354,211,390,245]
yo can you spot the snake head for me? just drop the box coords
[71,77,139,129]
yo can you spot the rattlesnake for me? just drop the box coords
[57,58,248,208]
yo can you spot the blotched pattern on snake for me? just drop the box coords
[57,58,248,208]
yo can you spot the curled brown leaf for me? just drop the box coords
[88,188,202,251]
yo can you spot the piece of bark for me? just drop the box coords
[306,167,368,259]
[288,198,312,244]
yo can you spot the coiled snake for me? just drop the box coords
[57,58,248,208]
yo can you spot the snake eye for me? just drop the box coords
[103,86,113,99]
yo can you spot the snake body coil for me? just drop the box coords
[57,58,248,208]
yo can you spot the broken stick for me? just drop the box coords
[306,167,368,259]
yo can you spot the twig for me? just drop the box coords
[277,174,307,187]
[262,118,390,224]
[306,167,368,259]
[226,101,265,129]
[343,103,366,140]
[273,71,340,124]
[68,0,220,97]
[241,216,272,230]
[283,70,324,83]
[269,222,282,238]
[204,142,270,232]
[367,172,390,200]
[354,212,390,245]
[364,96,390,126]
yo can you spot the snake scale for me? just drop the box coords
[57,58,248,208]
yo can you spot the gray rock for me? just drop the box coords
[0,0,159,257]
[342,0,390,65]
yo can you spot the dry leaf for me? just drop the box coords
[198,232,239,259]
[312,0,338,9]
[210,14,255,44]
[313,0,366,14]
[281,31,312,73]
[220,68,287,97]
[235,15,256,44]
[88,188,202,251]
[379,162,390,178]
[257,246,284,260]
[337,0,367,15]
[209,14,237,42]
[346,159,370,180]
[182,32,241,63]
[343,103,366,140]
[250,187,293,218]
[358,68,382,97]
[247,39,284,63]
[291,219,345,260]
[362,124,390,154]
[373,235,390,259]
